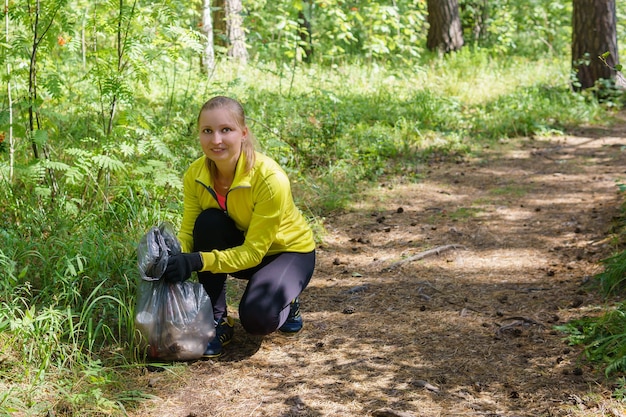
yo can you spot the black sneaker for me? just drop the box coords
[279,297,303,333]
[203,316,234,358]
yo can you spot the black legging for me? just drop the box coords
[193,208,315,335]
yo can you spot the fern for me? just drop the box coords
[41,159,70,172]
[91,154,126,173]
[560,303,626,377]
[64,166,86,186]
[163,25,206,54]
[145,137,173,159]
[591,329,626,376]
[596,250,626,295]
[66,147,93,158]
[28,161,47,183]
[132,159,182,190]
[119,142,136,157]
[32,130,49,147]
[605,351,626,376]
[43,72,64,99]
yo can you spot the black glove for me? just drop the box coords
[162,253,203,283]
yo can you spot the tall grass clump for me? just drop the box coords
[596,251,626,296]
[557,305,626,374]
[595,181,626,296]
[0,179,164,415]
[557,183,626,381]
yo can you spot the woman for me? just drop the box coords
[162,96,316,358]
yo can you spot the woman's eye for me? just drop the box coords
[222,127,232,133]
[203,128,212,134]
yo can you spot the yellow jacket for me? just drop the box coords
[178,152,315,274]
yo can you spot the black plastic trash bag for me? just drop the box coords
[137,223,182,282]
[134,280,215,361]
[135,223,215,361]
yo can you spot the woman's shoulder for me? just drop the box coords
[184,156,209,182]
[253,152,283,173]
[185,156,207,174]
[189,155,206,169]
[251,152,289,186]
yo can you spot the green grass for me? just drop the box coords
[557,184,626,381]
[488,184,530,198]
[448,207,483,221]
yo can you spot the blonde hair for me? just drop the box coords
[198,96,257,176]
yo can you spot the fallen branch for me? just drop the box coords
[412,379,440,393]
[499,316,545,326]
[372,408,418,417]
[495,316,545,337]
[382,244,467,272]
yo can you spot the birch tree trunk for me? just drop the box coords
[4,0,14,181]
[225,0,247,64]
[201,0,215,71]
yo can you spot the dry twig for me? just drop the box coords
[372,408,418,417]
[382,244,467,272]
[495,316,545,337]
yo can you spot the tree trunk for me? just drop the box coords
[201,0,215,71]
[461,0,489,44]
[298,0,313,63]
[225,0,247,64]
[426,0,464,53]
[4,0,14,181]
[212,0,226,47]
[571,0,619,90]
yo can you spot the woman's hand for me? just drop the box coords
[162,253,203,282]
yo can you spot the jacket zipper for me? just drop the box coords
[195,180,250,215]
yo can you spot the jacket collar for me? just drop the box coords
[196,152,253,189]
[231,151,253,188]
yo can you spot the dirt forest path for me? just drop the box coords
[130,113,626,417]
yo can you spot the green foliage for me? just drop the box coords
[612,377,626,402]
[591,179,626,299]
[557,304,626,377]
[506,0,571,56]
[592,182,626,297]
[473,84,593,138]
[0,183,154,415]
[596,250,626,296]
[246,0,428,64]
[241,0,588,65]
[557,182,626,385]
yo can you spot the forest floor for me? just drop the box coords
[127,111,626,417]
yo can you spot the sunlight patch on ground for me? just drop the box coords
[451,248,549,271]
[486,206,534,222]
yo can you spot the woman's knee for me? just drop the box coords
[239,304,279,336]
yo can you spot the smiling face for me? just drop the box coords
[198,107,248,174]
